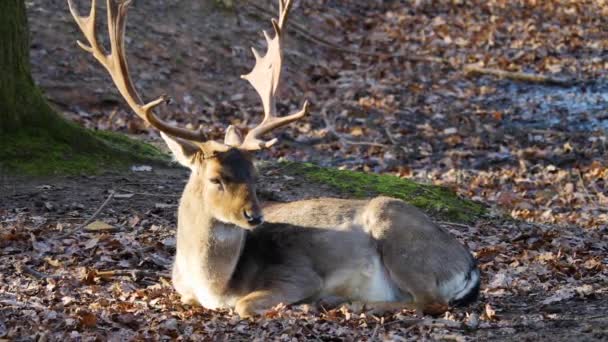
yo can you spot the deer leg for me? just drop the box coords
[235,271,322,318]
[172,262,197,305]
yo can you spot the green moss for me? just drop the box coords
[92,130,168,161]
[280,162,485,222]
[0,129,169,176]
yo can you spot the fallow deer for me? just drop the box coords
[68,0,480,317]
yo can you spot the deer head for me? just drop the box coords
[68,0,308,229]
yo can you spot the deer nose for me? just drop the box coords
[243,210,263,226]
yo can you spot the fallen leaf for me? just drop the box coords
[44,257,61,267]
[484,304,496,321]
[78,311,97,328]
[84,237,100,250]
[84,221,116,232]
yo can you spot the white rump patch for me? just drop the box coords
[364,256,399,302]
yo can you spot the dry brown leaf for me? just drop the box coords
[84,220,115,232]
[78,311,97,328]
[83,237,100,250]
[484,304,496,321]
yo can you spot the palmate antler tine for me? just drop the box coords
[239,0,309,151]
[277,0,292,29]
[68,0,105,60]
[68,0,207,142]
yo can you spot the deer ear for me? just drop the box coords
[224,125,244,147]
[160,132,199,168]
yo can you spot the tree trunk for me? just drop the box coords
[0,0,56,132]
[0,0,110,148]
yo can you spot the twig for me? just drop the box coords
[245,1,447,64]
[95,269,171,280]
[576,169,593,205]
[370,323,381,341]
[321,101,388,148]
[61,191,115,237]
[16,264,61,280]
[437,221,474,230]
[117,189,180,197]
[300,325,323,342]
[463,65,576,87]
[384,127,409,155]
[0,299,47,310]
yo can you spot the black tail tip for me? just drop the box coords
[450,267,481,307]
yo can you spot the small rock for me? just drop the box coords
[44,201,55,211]
[160,318,179,337]
[131,165,153,172]
[443,127,458,135]
[466,312,479,329]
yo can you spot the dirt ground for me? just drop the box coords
[1,0,608,340]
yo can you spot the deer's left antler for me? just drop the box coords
[239,0,309,150]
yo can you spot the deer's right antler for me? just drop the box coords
[68,0,208,142]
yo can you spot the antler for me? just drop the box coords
[67,0,207,142]
[240,0,309,150]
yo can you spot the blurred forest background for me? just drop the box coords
[1,0,607,340]
[28,0,608,228]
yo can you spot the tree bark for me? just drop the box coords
[0,0,51,132]
[0,0,99,144]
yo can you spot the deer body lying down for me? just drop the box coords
[68,0,479,318]
[170,148,479,317]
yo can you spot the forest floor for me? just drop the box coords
[1,166,607,340]
[1,0,607,340]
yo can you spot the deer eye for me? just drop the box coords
[210,178,222,186]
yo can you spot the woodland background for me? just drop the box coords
[1,0,607,340]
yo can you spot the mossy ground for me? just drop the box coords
[0,128,169,176]
[278,162,485,222]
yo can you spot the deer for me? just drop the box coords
[67,0,480,318]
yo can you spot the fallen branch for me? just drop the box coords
[463,65,576,86]
[61,191,115,237]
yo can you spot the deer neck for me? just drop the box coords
[175,171,246,294]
